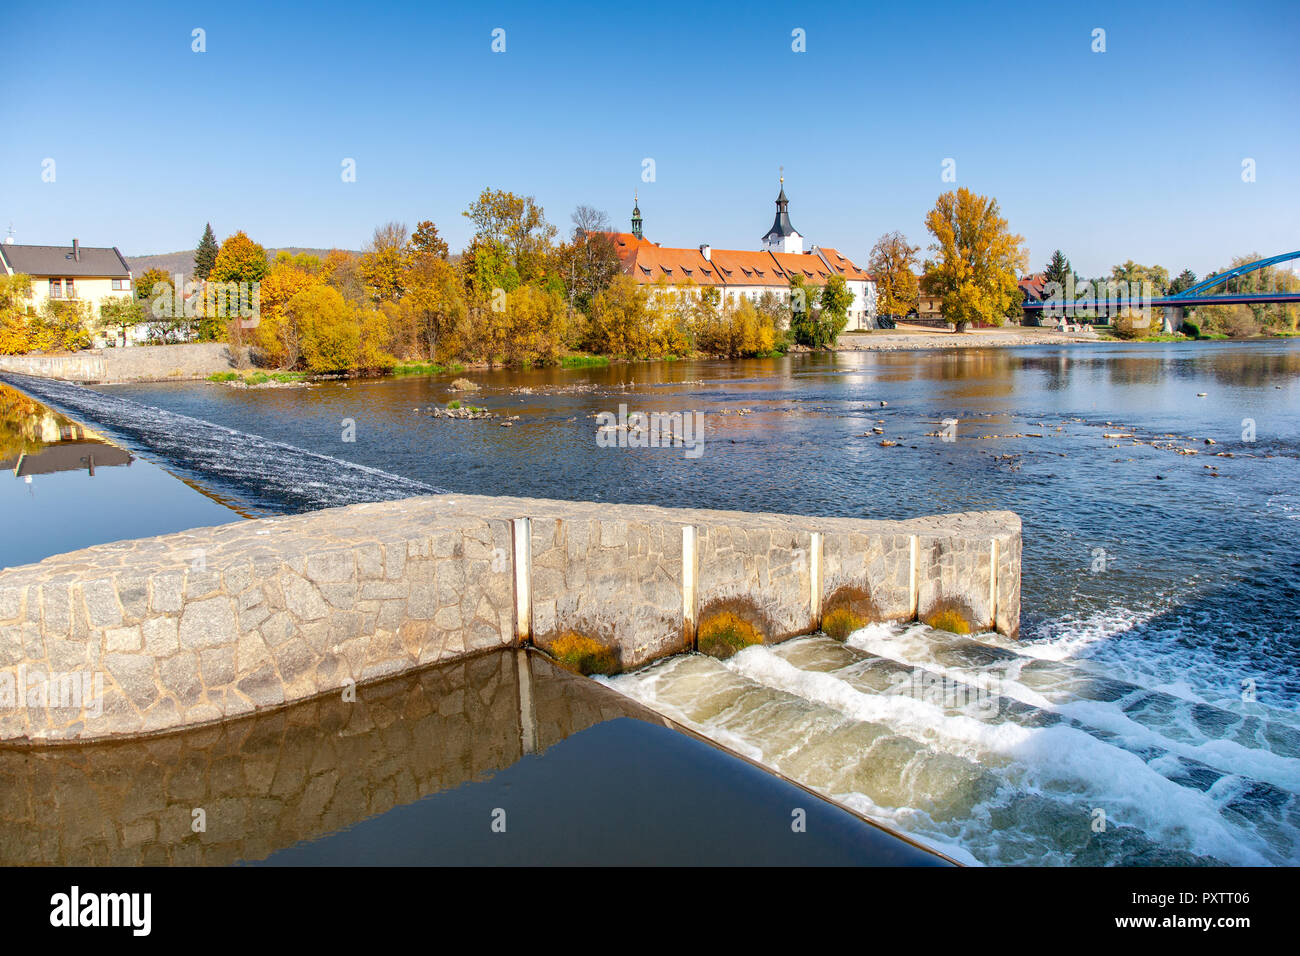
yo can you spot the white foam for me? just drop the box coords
[726,645,1284,865]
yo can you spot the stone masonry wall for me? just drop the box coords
[0,343,237,384]
[0,493,1021,742]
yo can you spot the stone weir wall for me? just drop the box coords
[0,343,237,384]
[0,494,1021,742]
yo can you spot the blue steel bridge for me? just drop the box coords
[1021,249,1300,316]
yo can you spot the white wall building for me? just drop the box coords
[615,180,877,329]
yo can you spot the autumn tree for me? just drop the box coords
[409,220,450,261]
[322,250,366,303]
[194,223,219,280]
[0,274,33,354]
[29,300,92,352]
[921,188,1027,331]
[280,285,358,374]
[868,231,920,319]
[135,267,172,304]
[403,254,466,360]
[558,206,622,314]
[202,232,267,340]
[585,274,650,356]
[253,256,325,367]
[210,231,267,286]
[358,222,408,302]
[462,188,557,285]
[696,294,778,358]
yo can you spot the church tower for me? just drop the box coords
[631,193,643,241]
[761,171,803,254]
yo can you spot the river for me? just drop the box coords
[3,339,1298,864]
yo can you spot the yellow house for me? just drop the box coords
[0,238,136,346]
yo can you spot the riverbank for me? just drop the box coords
[833,324,1102,351]
[3,323,1286,388]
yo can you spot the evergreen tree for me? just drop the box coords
[1043,249,1071,288]
[194,223,219,281]
[1168,268,1198,295]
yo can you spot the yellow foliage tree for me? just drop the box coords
[252,260,325,367]
[0,274,33,355]
[697,295,777,357]
[283,285,360,374]
[586,274,650,356]
[921,188,1027,331]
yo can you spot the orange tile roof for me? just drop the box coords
[606,231,652,262]
[817,247,873,282]
[620,242,872,290]
[769,251,837,283]
[706,248,786,285]
[623,243,725,286]
[1019,273,1047,298]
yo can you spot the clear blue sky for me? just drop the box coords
[2,0,1296,278]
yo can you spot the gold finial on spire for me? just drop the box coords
[779,165,784,184]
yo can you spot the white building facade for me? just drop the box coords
[617,181,877,329]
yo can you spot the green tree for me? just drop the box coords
[98,297,145,347]
[1168,268,1198,295]
[1043,250,1072,288]
[194,223,219,281]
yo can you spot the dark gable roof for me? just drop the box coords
[0,243,131,278]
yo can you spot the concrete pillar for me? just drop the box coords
[1163,306,1184,334]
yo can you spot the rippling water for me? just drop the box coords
[6,340,1298,864]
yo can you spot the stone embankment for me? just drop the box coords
[0,343,238,383]
[0,493,1020,742]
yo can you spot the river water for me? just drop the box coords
[4,340,1298,865]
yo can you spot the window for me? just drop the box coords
[65,279,76,299]
[49,278,63,298]
[112,278,130,291]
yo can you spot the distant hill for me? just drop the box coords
[125,247,356,283]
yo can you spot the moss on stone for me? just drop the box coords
[924,609,972,634]
[822,606,867,640]
[546,632,619,675]
[697,611,762,659]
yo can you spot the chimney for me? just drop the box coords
[73,238,80,262]
[699,243,711,260]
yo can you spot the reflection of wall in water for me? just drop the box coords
[0,649,665,866]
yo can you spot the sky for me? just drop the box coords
[1,0,1297,278]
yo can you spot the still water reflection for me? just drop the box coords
[0,383,239,568]
[0,649,941,866]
